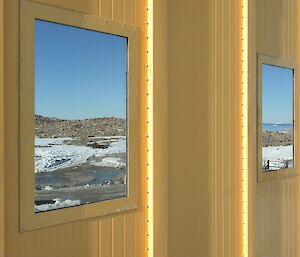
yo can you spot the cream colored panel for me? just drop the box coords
[249,0,300,257]
[31,0,99,15]
[167,0,242,256]
[5,0,146,256]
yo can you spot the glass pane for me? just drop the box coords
[262,64,294,172]
[34,20,128,212]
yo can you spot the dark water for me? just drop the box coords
[35,165,125,188]
[263,123,293,132]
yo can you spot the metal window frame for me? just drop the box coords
[20,1,140,231]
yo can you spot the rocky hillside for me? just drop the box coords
[263,129,293,147]
[35,115,126,139]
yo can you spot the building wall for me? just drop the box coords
[3,0,300,256]
[4,0,147,257]
[167,0,242,256]
[0,0,4,256]
[249,0,300,257]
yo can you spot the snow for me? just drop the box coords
[35,137,126,173]
[92,136,126,139]
[44,185,53,191]
[35,199,81,212]
[92,157,126,168]
[262,145,293,170]
[35,137,73,146]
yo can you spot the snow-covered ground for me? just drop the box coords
[262,145,293,170]
[35,137,126,173]
[35,136,127,212]
[35,199,81,212]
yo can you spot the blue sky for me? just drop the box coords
[262,64,294,124]
[35,19,127,120]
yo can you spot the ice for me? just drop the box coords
[35,199,81,212]
[262,145,293,169]
[35,137,126,173]
[35,137,73,146]
[93,157,125,168]
[263,145,293,161]
[94,140,126,156]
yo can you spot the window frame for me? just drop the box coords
[257,54,298,182]
[20,1,139,231]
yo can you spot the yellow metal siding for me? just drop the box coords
[249,0,299,257]
[4,0,146,257]
[0,0,4,255]
[167,0,242,256]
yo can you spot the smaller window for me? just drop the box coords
[257,55,297,182]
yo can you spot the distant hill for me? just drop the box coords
[35,115,126,139]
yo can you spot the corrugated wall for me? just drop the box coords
[210,0,242,256]
[249,0,300,257]
[4,0,147,257]
[0,0,4,256]
[167,0,242,256]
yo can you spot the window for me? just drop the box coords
[20,2,139,231]
[34,20,128,213]
[258,54,297,182]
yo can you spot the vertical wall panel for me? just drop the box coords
[0,0,4,255]
[5,0,146,256]
[112,0,123,22]
[87,221,99,257]
[32,0,99,15]
[58,224,73,257]
[210,0,242,256]
[20,230,43,257]
[72,222,88,257]
[249,0,300,257]
[100,0,112,19]
[42,227,59,257]
[112,216,124,257]
[124,0,135,25]
[4,0,21,256]
[124,214,136,257]
[100,218,112,257]
[167,0,241,256]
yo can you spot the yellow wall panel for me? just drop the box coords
[124,0,135,25]
[100,0,112,19]
[0,0,4,255]
[57,224,73,257]
[124,214,136,257]
[100,218,112,257]
[249,0,299,257]
[31,0,99,15]
[4,0,146,256]
[112,0,123,22]
[112,216,124,257]
[167,0,242,256]
[72,223,88,257]
[42,227,59,257]
[87,221,100,257]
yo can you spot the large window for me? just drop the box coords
[20,2,139,231]
[34,20,128,212]
[258,55,297,181]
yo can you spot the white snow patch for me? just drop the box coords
[35,199,81,212]
[93,157,125,168]
[263,145,293,170]
[35,137,126,173]
[35,137,73,146]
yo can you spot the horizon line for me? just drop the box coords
[35,114,126,120]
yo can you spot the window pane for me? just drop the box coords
[261,64,294,172]
[34,20,128,212]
